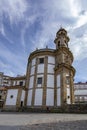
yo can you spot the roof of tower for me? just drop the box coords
[57,27,67,35]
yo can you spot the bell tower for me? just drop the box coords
[54,27,70,49]
[54,28,75,106]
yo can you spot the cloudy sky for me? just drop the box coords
[0,0,87,82]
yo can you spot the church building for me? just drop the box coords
[25,28,75,108]
[4,28,75,110]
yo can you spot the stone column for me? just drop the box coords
[70,71,74,104]
[16,88,22,108]
[31,58,38,106]
[54,71,57,107]
[61,68,66,106]
[42,56,48,107]
[61,69,63,106]
[24,61,31,106]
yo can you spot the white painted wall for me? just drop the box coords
[48,56,55,64]
[5,89,18,105]
[23,80,25,86]
[37,64,44,73]
[16,81,19,85]
[47,75,54,88]
[67,87,70,96]
[27,90,32,106]
[57,75,60,87]
[29,76,34,88]
[30,66,35,75]
[34,89,42,106]
[32,58,36,66]
[57,88,61,106]
[13,81,16,86]
[46,89,54,106]
[74,90,87,95]
[21,90,25,102]
[48,64,54,74]
[37,74,43,78]
[78,84,87,88]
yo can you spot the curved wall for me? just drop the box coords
[27,50,55,107]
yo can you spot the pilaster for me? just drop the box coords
[61,68,66,106]
[54,72,57,106]
[70,72,74,104]
[24,61,31,106]
[16,88,22,108]
[31,58,38,106]
[42,56,48,107]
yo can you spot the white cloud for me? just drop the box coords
[29,1,71,50]
[0,0,28,24]
[21,15,38,50]
[76,13,87,28]
[68,0,81,17]
[0,23,5,36]
[0,42,27,76]
[69,23,87,61]
[69,0,87,28]
[0,0,29,46]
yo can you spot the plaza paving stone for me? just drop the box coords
[0,112,87,130]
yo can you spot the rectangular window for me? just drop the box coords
[37,77,42,84]
[19,81,23,86]
[39,58,44,64]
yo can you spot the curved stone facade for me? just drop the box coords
[25,28,75,108]
[26,49,55,107]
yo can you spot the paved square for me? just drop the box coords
[0,112,87,130]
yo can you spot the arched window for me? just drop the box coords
[58,41,60,47]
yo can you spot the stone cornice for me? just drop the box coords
[5,85,26,90]
[28,48,55,62]
[10,76,26,80]
[54,63,76,76]
[28,47,74,62]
